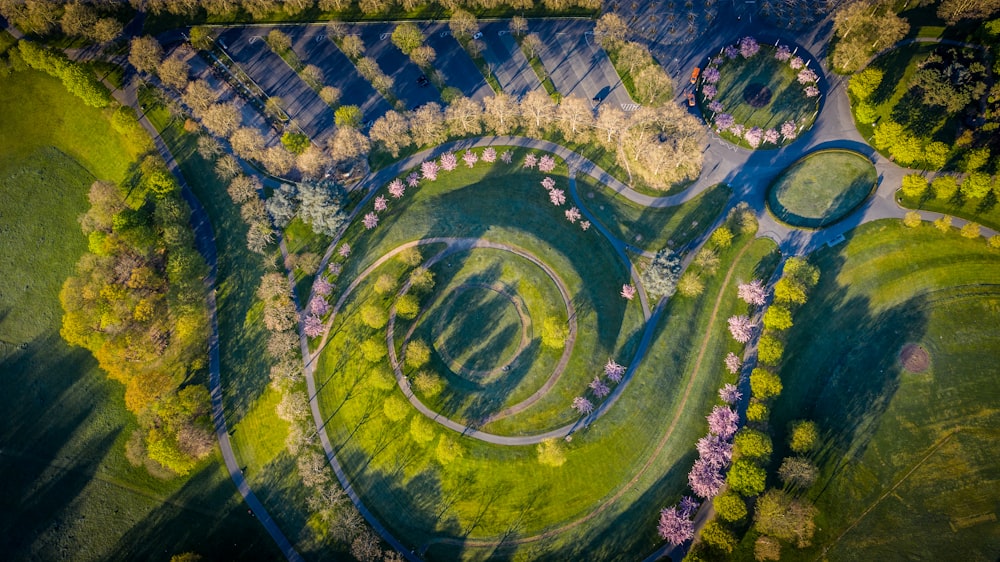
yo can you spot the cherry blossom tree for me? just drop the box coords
[724,45,739,59]
[538,154,556,172]
[697,434,734,467]
[523,153,538,168]
[314,276,333,296]
[580,221,591,231]
[388,178,405,198]
[621,284,637,300]
[541,176,556,190]
[737,279,768,305]
[678,496,700,518]
[309,295,330,316]
[482,147,497,162]
[338,243,351,258]
[500,150,513,164]
[797,68,818,85]
[775,44,792,61]
[549,189,566,206]
[790,56,804,70]
[374,195,388,212]
[363,212,379,230]
[657,506,694,545]
[421,160,439,180]
[728,315,755,343]
[463,150,478,168]
[781,120,797,140]
[739,36,759,58]
[805,85,820,97]
[440,152,457,171]
[572,396,594,415]
[605,359,626,383]
[707,405,739,439]
[406,171,420,188]
[764,128,780,144]
[328,262,342,276]
[703,67,720,83]
[731,123,745,137]
[689,458,726,499]
[716,113,735,130]
[745,126,763,148]
[589,377,610,398]
[719,383,742,404]
[304,314,324,338]
[703,84,717,100]
[565,207,581,223]
[724,352,742,374]
[708,100,723,113]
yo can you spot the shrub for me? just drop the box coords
[934,215,952,232]
[727,459,767,496]
[360,304,388,329]
[713,492,748,522]
[700,521,737,553]
[383,395,409,421]
[754,489,818,547]
[903,211,922,228]
[413,371,443,396]
[750,368,782,400]
[789,420,819,453]
[405,340,431,368]
[746,400,768,422]
[395,294,420,319]
[756,334,784,365]
[932,175,959,200]
[409,416,436,444]
[374,273,397,295]
[677,272,705,297]
[960,222,981,239]
[709,226,734,248]
[537,438,566,467]
[734,428,773,460]
[900,174,928,198]
[762,306,793,331]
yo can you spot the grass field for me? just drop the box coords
[576,176,732,251]
[898,190,1000,233]
[767,149,877,229]
[311,145,779,558]
[768,220,1000,560]
[701,46,819,149]
[0,69,281,561]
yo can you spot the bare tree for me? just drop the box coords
[129,35,163,75]
[182,79,217,114]
[518,89,556,137]
[201,102,242,137]
[369,111,411,157]
[444,96,483,136]
[509,15,528,36]
[340,34,365,59]
[482,93,520,135]
[157,56,190,90]
[594,13,628,50]
[328,127,371,164]
[449,8,478,40]
[522,33,543,60]
[555,95,593,143]
[409,102,447,146]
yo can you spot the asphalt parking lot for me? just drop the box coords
[356,23,442,111]
[479,21,542,98]
[423,22,493,101]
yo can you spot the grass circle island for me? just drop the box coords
[767,149,878,229]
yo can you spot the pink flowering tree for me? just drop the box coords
[565,207,581,223]
[549,188,566,206]
[739,36,759,58]
[523,153,538,168]
[719,383,742,404]
[728,315,755,343]
[309,295,330,316]
[538,154,556,172]
[745,126,763,148]
[678,496,700,518]
[328,262,342,276]
[790,56,804,70]
[304,314,324,338]
[314,276,333,296]
[763,128,780,144]
[805,85,820,97]
[421,160,439,180]
[589,377,610,398]
[731,123,745,137]
[482,147,497,162]
[463,150,478,168]
[697,434,734,467]
[363,212,379,230]
[338,243,351,258]
[737,279,768,305]
[541,176,556,190]
[388,178,405,198]
[406,171,420,188]
[716,113,735,130]
[702,84,717,100]
[440,152,457,171]
[572,396,594,415]
[374,195,388,212]
[657,507,694,545]
[580,220,591,231]
[781,120,798,140]
[688,458,726,498]
[500,150,513,164]
[708,100,723,113]
[775,44,792,61]
[707,405,739,439]
[797,68,818,85]
[724,45,739,59]
[621,284,637,300]
[605,359,626,383]
[703,66,720,84]
[724,352,742,374]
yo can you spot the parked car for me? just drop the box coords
[690,67,700,84]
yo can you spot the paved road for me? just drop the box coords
[424,22,493,101]
[531,19,633,110]
[356,23,441,110]
[285,25,394,124]
[479,21,542,98]
[217,26,335,140]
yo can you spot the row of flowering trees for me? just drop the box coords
[700,36,819,149]
[571,358,628,415]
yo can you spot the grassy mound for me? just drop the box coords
[769,220,1000,560]
[767,149,877,228]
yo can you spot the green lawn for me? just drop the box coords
[0,69,280,561]
[577,175,732,251]
[768,220,1000,560]
[701,45,819,148]
[311,147,779,558]
[898,190,1000,233]
[767,150,877,229]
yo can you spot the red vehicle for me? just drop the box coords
[690,67,700,84]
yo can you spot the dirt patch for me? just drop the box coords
[899,343,930,373]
